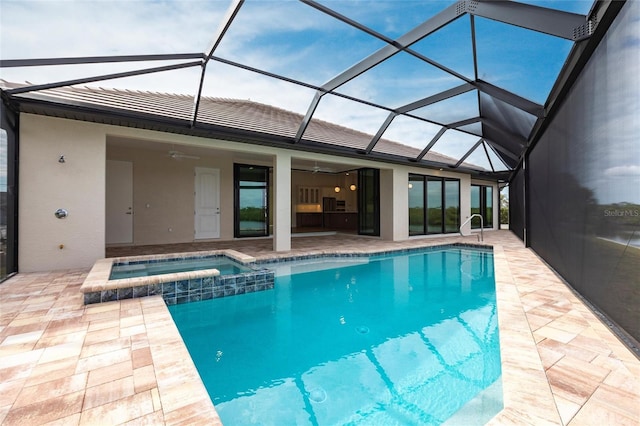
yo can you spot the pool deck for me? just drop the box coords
[1,230,638,425]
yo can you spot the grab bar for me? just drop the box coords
[460,214,484,242]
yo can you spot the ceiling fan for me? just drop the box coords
[167,150,200,160]
[310,161,333,173]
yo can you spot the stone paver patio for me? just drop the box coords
[0,231,638,425]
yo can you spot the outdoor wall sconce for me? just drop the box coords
[350,184,357,191]
[58,155,66,163]
[54,208,68,219]
[334,186,341,193]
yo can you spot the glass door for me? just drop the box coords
[234,164,269,238]
[0,104,17,282]
[426,178,443,234]
[409,175,459,235]
[408,174,425,235]
[471,185,493,229]
[358,168,379,236]
[444,180,460,233]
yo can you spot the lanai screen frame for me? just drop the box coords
[0,0,610,183]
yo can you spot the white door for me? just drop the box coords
[195,167,220,239]
[106,160,133,244]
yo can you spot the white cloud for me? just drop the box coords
[603,165,640,177]
[1,1,227,58]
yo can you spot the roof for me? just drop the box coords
[0,0,607,179]
[0,81,484,171]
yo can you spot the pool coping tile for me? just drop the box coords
[80,249,273,306]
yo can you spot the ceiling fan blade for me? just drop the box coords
[168,150,200,160]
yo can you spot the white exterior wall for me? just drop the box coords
[273,153,291,251]
[460,174,473,233]
[18,113,490,271]
[19,115,106,272]
[380,168,409,241]
[107,145,236,244]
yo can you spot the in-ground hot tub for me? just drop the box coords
[81,249,275,305]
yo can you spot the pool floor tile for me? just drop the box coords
[0,231,638,425]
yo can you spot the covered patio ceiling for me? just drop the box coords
[106,134,354,175]
[1,0,604,180]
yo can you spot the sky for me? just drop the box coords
[0,0,596,171]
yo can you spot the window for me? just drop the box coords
[471,184,494,229]
[234,164,269,238]
[409,174,460,235]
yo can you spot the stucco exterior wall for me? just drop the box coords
[107,145,236,244]
[18,112,493,272]
[19,114,106,272]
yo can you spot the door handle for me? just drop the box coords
[125,212,133,215]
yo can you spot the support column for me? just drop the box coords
[273,152,291,252]
[380,168,408,241]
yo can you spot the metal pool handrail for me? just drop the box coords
[460,214,484,242]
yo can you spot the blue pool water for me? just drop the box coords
[109,256,251,280]
[168,247,503,425]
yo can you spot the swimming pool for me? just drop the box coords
[169,247,502,425]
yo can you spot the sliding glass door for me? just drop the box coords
[427,179,443,233]
[408,175,425,235]
[444,180,461,233]
[358,168,379,236]
[409,174,460,235]
[0,104,17,282]
[234,164,269,238]
[471,184,493,229]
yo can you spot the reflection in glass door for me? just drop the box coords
[234,164,269,238]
